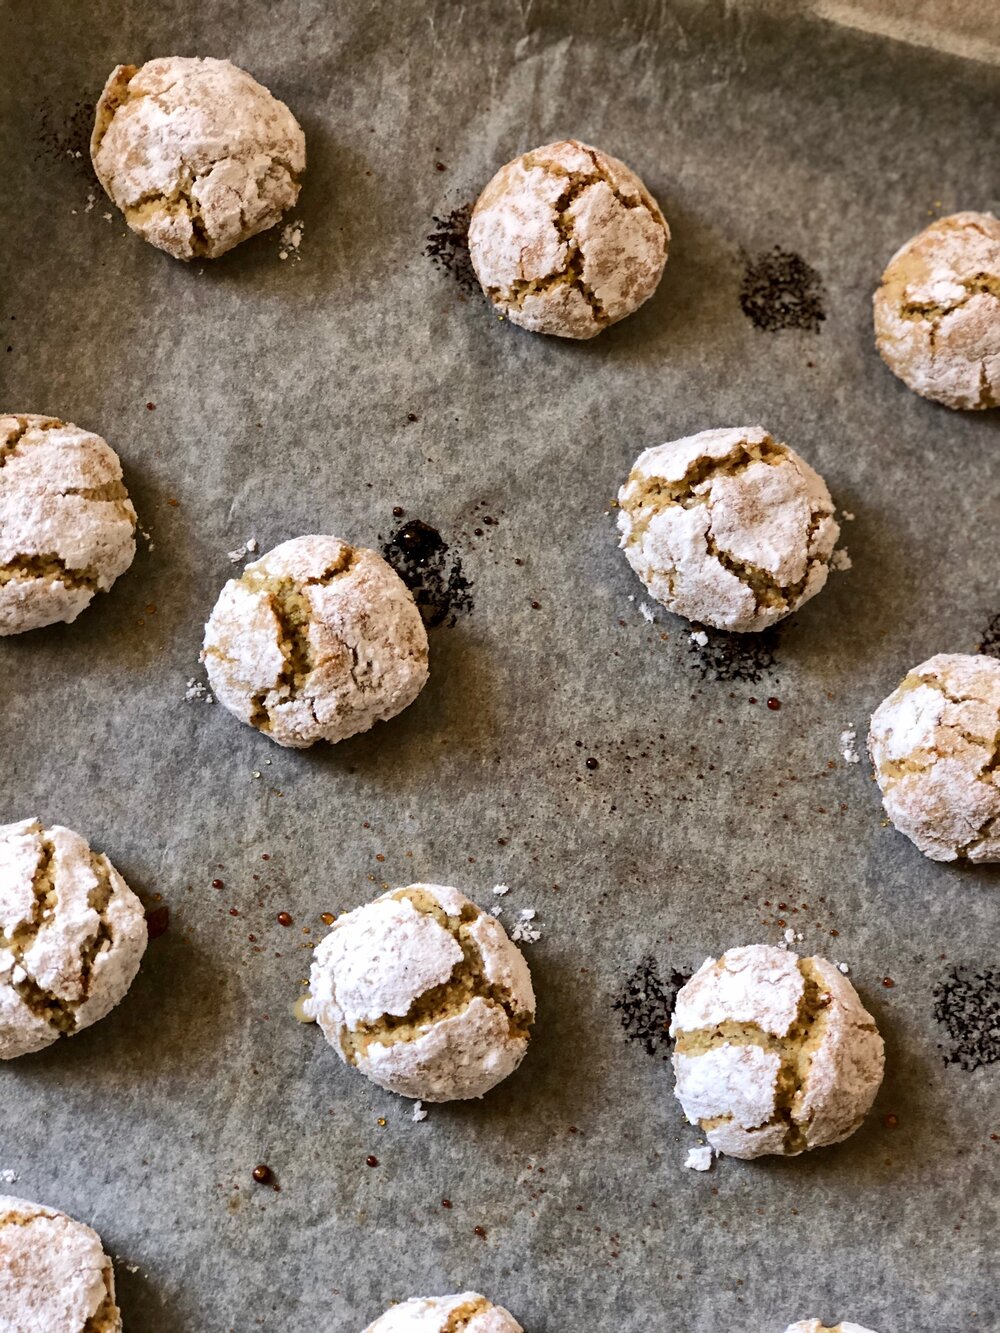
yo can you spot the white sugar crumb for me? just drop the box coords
[0,1170,18,1185]
[185,678,214,704]
[684,1145,713,1171]
[103,211,113,222]
[841,509,855,521]
[691,630,709,647]
[510,908,540,944]
[492,884,510,896]
[837,961,850,974]
[278,219,304,261]
[227,537,259,564]
[84,190,96,214]
[840,727,861,764]
[784,928,796,944]
[411,1100,427,1122]
[639,601,655,623]
[831,548,852,571]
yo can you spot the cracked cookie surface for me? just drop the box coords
[91,56,305,261]
[783,1323,880,1333]
[868,652,1000,862]
[363,1290,523,1332]
[617,426,839,632]
[0,414,136,636]
[203,535,429,749]
[873,211,1000,409]
[0,819,147,1059]
[306,884,535,1102]
[468,138,668,338]
[0,1195,122,1332]
[669,945,884,1159]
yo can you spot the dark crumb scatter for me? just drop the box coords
[767,696,781,711]
[277,912,292,927]
[252,1164,272,1185]
[381,519,473,628]
[145,905,169,939]
[689,625,780,683]
[441,1198,452,1208]
[424,204,479,296]
[978,611,1000,659]
[739,247,826,333]
[585,757,599,770]
[37,98,96,169]
[613,957,690,1058]
[933,967,999,1071]
[366,1155,379,1168]
[473,1225,487,1239]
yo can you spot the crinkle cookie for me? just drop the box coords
[868,653,1000,862]
[669,944,884,1159]
[783,1323,880,1333]
[873,211,1000,409]
[305,884,535,1102]
[0,1196,121,1332]
[203,535,429,749]
[363,1292,523,1332]
[617,426,840,632]
[91,55,305,261]
[468,138,668,339]
[0,414,136,636]
[0,820,147,1059]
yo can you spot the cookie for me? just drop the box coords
[670,944,884,1159]
[0,819,147,1059]
[0,415,136,636]
[305,885,534,1102]
[868,653,1000,862]
[0,1195,121,1332]
[202,535,429,749]
[873,211,1000,409]
[468,139,668,338]
[92,56,305,261]
[363,1292,522,1332]
[618,426,839,632]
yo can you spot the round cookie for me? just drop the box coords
[363,1292,523,1332]
[0,414,136,636]
[91,55,305,261]
[617,426,839,632]
[0,1195,121,1332]
[669,944,884,1159]
[783,1324,880,1333]
[0,819,148,1059]
[305,884,535,1102]
[468,138,668,339]
[873,211,1000,409]
[868,653,1000,862]
[202,535,429,749]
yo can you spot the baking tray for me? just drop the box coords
[1,2,998,1329]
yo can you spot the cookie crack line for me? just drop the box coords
[900,273,1000,324]
[0,414,62,467]
[442,1300,492,1333]
[1,838,72,1033]
[0,553,100,593]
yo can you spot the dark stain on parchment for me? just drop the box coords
[381,519,473,629]
[425,203,479,296]
[613,957,690,1058]
[977,611,1000,660]
[37,97,96,171]
[739,247,826,333]
[688,624,781,683]
[933,966,1000,1071]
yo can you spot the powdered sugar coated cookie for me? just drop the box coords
[868,653,1000,862]
[202,535,429,749]
[670,944,884,1159]
[0,1195,121,1331]
[618,427,839,632]
[0,820,147,1059]
[468,139,668,339]
[92,56,305,261]
[363,1291,523,1332]
[873,211,1000,409]
[306,884,534,1102]
[0,415,136,636]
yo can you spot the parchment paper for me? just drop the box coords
[1,2,998,1330]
